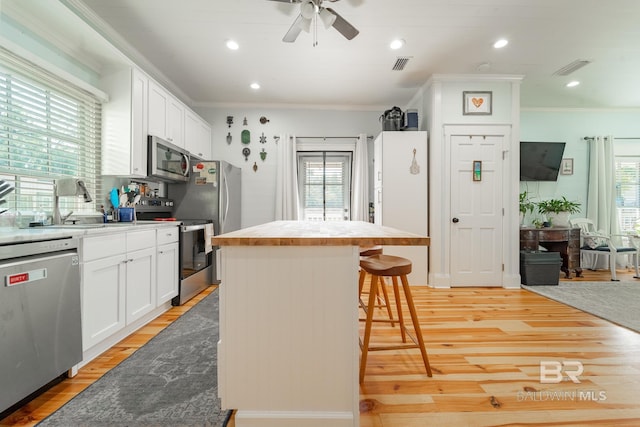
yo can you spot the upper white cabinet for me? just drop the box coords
[100,67,148,177]
[185,109,212,159]
[148,80,184,148]
[101,66,212,173]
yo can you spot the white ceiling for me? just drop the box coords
[34,0,640,110]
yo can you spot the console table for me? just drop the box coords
[520,227,582,278]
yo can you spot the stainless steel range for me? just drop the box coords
[136,197,214,305]
[0,236,81,415]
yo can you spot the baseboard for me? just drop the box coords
[235,410,355,427]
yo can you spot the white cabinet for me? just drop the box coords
[156,227,179,305]
[374,131,429,285]
[80,228,162,351]
[125,230,156,324]
[100,67,148,177]
[148,80,184,147]
[185,109,212,159]
[81,233,127,350]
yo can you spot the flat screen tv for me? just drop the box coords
[520,141,566,181]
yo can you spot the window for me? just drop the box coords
[615,156,640,232]
[297,151,352,221]
[0,47,102,226]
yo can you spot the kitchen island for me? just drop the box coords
[213,220,429,427]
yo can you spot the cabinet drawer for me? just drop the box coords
[82,233,126,262]
[126,229,156,252]
[157,226,179,245]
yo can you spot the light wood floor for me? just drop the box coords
[2,269,639,427]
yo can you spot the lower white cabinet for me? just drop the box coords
[79,226,177,353]
[156,227,179,305]
[125,246,156,324]
[82,253,126,350]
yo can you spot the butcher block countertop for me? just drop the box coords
[212,220,430,246]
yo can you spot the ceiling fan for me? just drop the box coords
[268,0,359,43]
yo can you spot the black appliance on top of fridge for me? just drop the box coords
[168,160,242,295]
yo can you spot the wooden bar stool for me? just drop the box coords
[358,246,394,324]
[359,254,433,383]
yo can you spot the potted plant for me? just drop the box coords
[519,191,536,225]
[536,197,581,227]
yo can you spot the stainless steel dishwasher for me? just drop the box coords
[0,236,82,414]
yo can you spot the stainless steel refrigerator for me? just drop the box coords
[168,160,242,282]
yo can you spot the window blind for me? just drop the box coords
[0,47,102,224]
[615,156,640,232]
[297,151,352,221]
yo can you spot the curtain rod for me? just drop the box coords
[274,135,373,143]
[583,136,640,141]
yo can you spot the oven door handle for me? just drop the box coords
[181,224,208,232]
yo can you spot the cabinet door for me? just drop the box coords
[125,247,157,324]
[130,68,148,176]
[157,242,179,305]
[148,80,168,140]
[82,254,126,351]
[185,110,212,159]
[167,97,184,148]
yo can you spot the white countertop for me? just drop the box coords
[0,221,179,245]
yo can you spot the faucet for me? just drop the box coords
[53,178,93,225]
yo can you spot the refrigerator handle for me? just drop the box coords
[223,170,230,230]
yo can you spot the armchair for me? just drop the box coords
[569,218,639,281]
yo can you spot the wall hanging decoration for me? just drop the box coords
[226,132,232,144]
[463,91,492,115]
[253,161,258,172]
[242,147,251,161]
[260,148,267,161]
[409,148,420,174]
[241,129,251,144]
[226,116,234,127]
[259,132,267,144]
[561,158,574,175]
[243,116,248,126]
[259,116,270,124]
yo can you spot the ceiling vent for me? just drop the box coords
[392,56,412,71]
[552,59,592,76]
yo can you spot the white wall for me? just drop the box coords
[193,106,382,227]
[520,109,640,223]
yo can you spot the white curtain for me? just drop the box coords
[587,136,620,235]
[275,134,300,220]
[351,133,369,221]
[586,136,621,268]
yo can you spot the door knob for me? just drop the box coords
[452,217,459,223]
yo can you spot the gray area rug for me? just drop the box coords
[38,289,231,427]
[523,281,640,333]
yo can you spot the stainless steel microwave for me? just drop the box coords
[148,135,190,182]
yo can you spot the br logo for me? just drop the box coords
[540,361,583,384]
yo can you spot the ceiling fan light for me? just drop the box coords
[296,15,312,32]
[319,8,336,29]
[300,1,316,19]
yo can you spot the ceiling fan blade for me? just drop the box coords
[283,14,304,42]
[267,0,302,3]
[325,7,359,40]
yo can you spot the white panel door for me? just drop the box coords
[450,134,504,286]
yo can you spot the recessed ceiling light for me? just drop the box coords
[390,39,405,50]
[493,39,508,49]
[250,83,260,90]
[226,39,239,50]
[566,81,580,88]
